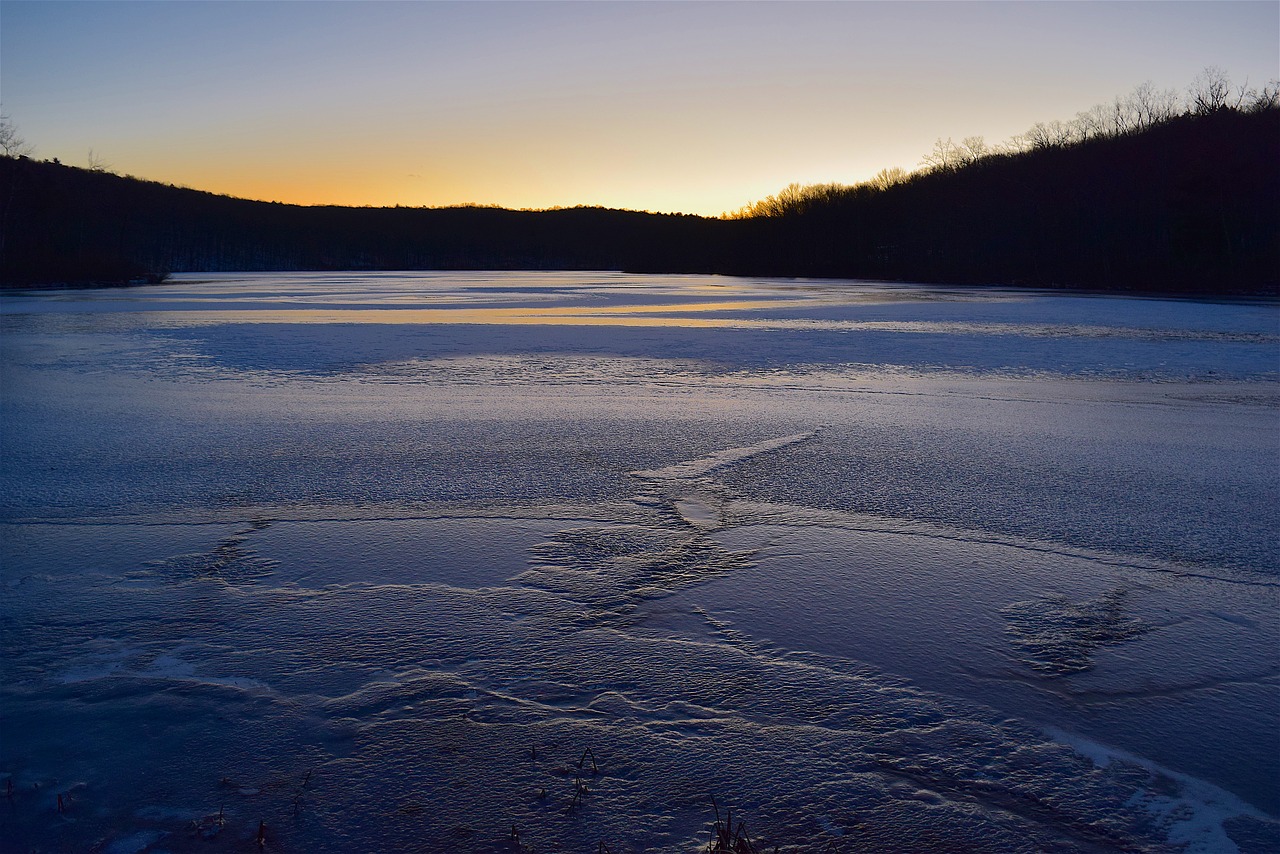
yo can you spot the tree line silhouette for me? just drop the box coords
[2,73,1276,294]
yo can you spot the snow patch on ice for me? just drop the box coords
[1045,726,1270,853]
[58,651,267,691]
[630,431,819,481]
[673,496,721,529]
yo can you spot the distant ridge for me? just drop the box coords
[2,107,1276,294]
[0,165,728,287]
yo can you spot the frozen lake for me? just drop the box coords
[2,272,1277,852]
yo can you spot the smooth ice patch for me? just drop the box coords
[103,830,167,854]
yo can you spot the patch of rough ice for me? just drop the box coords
[142,525,277,585]
[1000,588,1151,675]
[518,524,754,616]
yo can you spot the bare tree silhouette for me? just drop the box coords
[0,113,33,158]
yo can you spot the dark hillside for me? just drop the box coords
[0,162,731,285]
[1,106,1275,294]
[723,108,1279,294]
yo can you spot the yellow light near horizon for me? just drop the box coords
[103,119,926,216]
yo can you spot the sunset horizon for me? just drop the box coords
[3,1,1276,216]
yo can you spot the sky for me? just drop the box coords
[2,1,1277,216]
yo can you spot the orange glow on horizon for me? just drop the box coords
[7,2,1275,217]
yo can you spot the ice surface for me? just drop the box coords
[1,273,1277,851]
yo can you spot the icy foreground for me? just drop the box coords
[1,272,1277,853]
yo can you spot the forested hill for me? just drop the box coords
[1,106,1276,294]
[0,164,731,285]
[722,107,1279,295]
